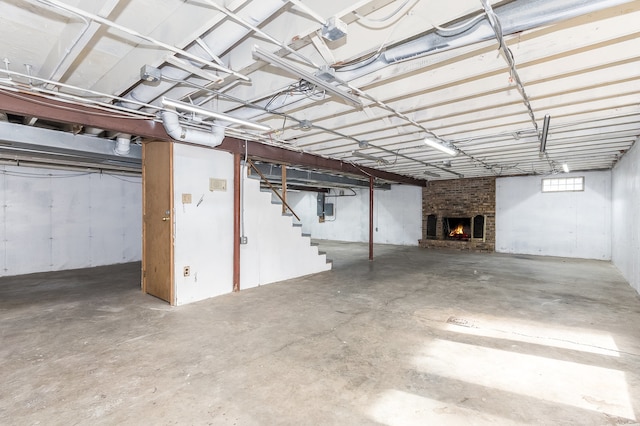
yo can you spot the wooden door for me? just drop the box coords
[142,141,174,304]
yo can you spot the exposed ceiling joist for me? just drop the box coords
[0,89,425,186]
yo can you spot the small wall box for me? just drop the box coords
[209,178,227,191]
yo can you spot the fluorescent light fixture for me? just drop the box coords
[252,45,362,108]
[423,171,440,177]
[424,137,457,156]
[540,114,551,153]
[562,162,570,173]
[162,97,270,132]
[351,150,389,165]
[165,56,225,84]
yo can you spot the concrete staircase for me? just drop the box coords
[240,176,331,289]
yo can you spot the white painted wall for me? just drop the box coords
[0,165,141,277]
[495,171,611,260]
[287,184,422,246]
[171,146,331,305]
[172,144,235,305]
[240,176,331,290]
[612,140,640,294]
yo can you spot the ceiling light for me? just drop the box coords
[423,171,440,177]
[562,162,570,173]
[162,97,270,132]
[358,140,369,148]
[252,45,362,108]
[351,150,389,165]
[424,137,457,156]
[540,114,551,153]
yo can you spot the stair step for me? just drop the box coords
[282,212,293,217]
[326,259,333,265]
[310,242,319,246]
[271,199,283,205]
[292,223,302,228]
[301,233,311,238]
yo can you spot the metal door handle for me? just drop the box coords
[162,217,170,221]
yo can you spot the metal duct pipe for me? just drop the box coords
[233,0,631,124]
[338,0,632,81]
[114,135,131,156]
[161,110,225,147]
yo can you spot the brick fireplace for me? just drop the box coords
[419,177,495,252]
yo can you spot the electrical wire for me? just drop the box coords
[352,0,417,26]
[430,12,486,37]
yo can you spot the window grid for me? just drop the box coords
[542,177,584,193]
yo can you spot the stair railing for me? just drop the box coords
[246,159,301,222]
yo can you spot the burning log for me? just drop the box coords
[449,223,470,240]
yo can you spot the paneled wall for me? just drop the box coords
[287,184,422,246]
[612,140,640,294]
[0,165,141,277]
[495,171,611,260]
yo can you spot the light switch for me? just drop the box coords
[182,193,192,204]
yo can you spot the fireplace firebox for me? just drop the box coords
[444,217,472,240]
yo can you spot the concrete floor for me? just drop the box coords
[1,242,640,425]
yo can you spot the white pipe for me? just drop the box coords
[0,68,157,114]
[287,0,326,25]
[121,0,285,108]
[200,0,317,67]
[114,135,131,156]
[161,110,225,147]
[38,0,249,82]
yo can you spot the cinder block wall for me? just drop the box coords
[419,177,496,251]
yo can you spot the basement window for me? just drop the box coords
[542,177,584,193]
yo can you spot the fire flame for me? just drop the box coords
[449,224,465,236]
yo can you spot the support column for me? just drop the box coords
[281,164,287,215]
[369,175,374,261]
[233,153,241,292]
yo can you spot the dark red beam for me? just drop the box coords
[0,90,169,140]
[0,90,426,187]
[218,137,426,187]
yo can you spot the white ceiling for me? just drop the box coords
[0,0,638,181]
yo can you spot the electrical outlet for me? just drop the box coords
[240,236,248,244]
[183,266,190,277]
